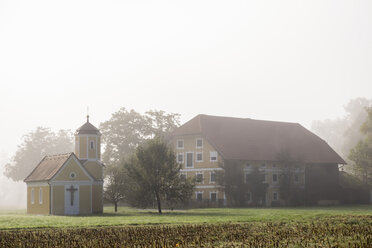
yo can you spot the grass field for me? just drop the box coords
[0,205,371,230]
[1,206,371,247]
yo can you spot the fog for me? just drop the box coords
[0,0,371,208]
[0,151,26,208]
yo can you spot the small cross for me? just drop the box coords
[66,185,78,206]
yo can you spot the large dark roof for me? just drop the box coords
[76,116,100,135]
[172,114,346,164]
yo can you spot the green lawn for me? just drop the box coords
[0,205,371,230]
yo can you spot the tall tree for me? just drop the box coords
[99,108,180,170]
[349,107,372,186]
[103,166,127,212]
[124,138,194,214]
[4,127,73,181]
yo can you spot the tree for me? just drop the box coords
[103,166,126,212]
[217,161,267,207]
[4,127,73,181]
[349,107,372,186]
[124,138,194,214]
[276,150,305,206]
[245,167,268,206]
[99,108,180,171]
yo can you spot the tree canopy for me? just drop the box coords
[349,107,372,186]
[4,127,73,181]
[99,108,180,170]
[217,160,267,207]
[123,138,194,214]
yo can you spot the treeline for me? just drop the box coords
[4,108,194,213]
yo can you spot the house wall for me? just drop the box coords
[242,161,306,206]
[27,185,50,215]
[171,135,224,202]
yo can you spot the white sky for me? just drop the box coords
[0,0,371,158]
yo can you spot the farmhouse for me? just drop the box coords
[170,114,345,207]
[24,116,104,215]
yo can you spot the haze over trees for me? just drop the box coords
[4,127,74,181]
[99,108,180,171]
[311,97,372,165]
[123,138,194,214]
[349,107,372,186]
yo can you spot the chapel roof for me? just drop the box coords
[24,153,73,182]
[76,115,100,135]
[171,114,346,164]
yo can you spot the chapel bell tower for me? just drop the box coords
[75,115,101,161]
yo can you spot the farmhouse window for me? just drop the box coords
[196,173,203,183]
[31,188,34,204]
[177,140,184,149]
[196,192,203,202]
[273,192,279,201]
[186,153,194,168]
[196,138,203,148]
[177,153,184,163]
[196,152,203,162]
[210,151,218,162]
[210,172,216,183]
[210,192,217,202]
[272,173,278,183]
[39,188,43,204]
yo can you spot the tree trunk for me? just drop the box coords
[114,202,118,213]
[155,191,162,214]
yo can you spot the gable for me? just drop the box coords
[52,155,92,182]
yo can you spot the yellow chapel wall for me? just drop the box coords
[75,136,79,155]
[92,184,103,214]
[27,185,50,215]
[79,136,87,159]
[53,158,91,181]
[97,136,101,160]
[52,185,65,215]
[88,136,97,159]
[79,185,91,215]
[84,161,103,180]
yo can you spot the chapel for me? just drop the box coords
[24,116,104,215]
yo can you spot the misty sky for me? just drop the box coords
[0,0,371,158]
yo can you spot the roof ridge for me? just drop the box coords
[45,152,73,158]
[199,114,300,125]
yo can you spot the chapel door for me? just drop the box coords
[65,184,80,215]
